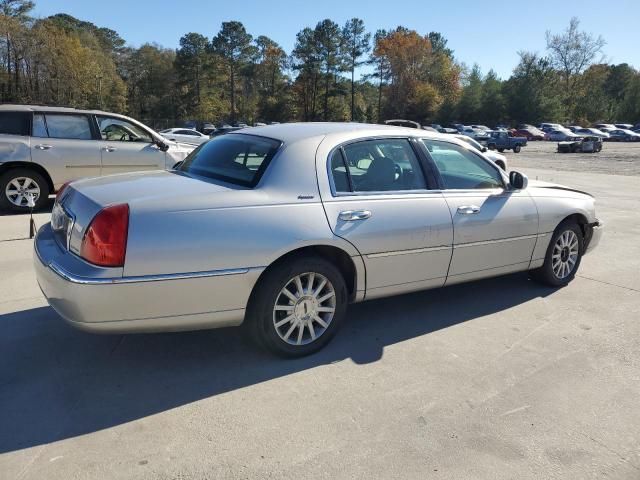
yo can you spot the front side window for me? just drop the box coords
[39,114,92,140]
[32,114,48,137]
[177,134,280,187]
[330,138,427,193]
[422,140,504,190]
[0,111,30,136]
[97,116,153,143]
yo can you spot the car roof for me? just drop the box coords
[233,122,445,144]
[0,104,122,116]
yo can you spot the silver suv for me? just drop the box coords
[0,105,196,212]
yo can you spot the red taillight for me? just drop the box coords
[80,204,129,267]
[56,181,72,201]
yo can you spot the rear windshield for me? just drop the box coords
[176,134,281,187]
[0,111,30,136]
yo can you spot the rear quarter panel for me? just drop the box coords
[123,138,363,282]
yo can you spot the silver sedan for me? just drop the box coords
[34,123,603,357]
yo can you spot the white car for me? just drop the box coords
[454,134,508,171]
[159,128,211,145]
[575,128,610,139]
[460,127,490,142]
[0,105,196,212]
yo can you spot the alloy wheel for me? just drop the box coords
[552,230,579,279]
[5,177,40,207]
[272,272,336,346]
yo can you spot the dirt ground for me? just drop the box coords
[506,140,640,176]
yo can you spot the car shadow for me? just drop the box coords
[0,197,54,216]
[0,272,554,454]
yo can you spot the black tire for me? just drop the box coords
[530,220,583,287]
[513,145,521,153]
[0,168,50,213]
[245,255,348,357]
[497,148,505,153]
[487,144,496,150]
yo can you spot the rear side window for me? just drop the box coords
[41,114,93,140]
[177,134,280,187]
[0,111,30,136]
[330,138,427,193]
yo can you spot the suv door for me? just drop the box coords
[95,115,166,174]
[318,137,453,299]
[30,112,101,188]
[421,139,538,284]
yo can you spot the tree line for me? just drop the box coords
[1,0,639,129]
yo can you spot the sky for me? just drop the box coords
[34,0,640,79]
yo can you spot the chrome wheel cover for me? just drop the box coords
[5,177,40,207]
[552,230,579,279]
[273,272,336,346]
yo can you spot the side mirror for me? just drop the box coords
[509,171,528,190]
[481,146,487,152]
[155,140,170,152]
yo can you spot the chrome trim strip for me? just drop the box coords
[367,245,450,258]
[454,233,540,249]
[47,261,252,285]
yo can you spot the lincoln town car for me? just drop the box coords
[34,123,602,356]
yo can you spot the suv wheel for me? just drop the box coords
[0,169,50,213]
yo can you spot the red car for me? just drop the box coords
[511,128,545,141]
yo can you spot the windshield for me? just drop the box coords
[176,134,281,187]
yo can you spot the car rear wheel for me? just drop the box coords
[530,221,583,287]
[0,169,50,213]
[246,255,348,357]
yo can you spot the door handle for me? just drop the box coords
[103,146,117,152]
[34,144,52,150]
[457,205,481,215]
[339,210,372,221]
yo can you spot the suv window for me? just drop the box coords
[331,138,427,193]
[43,114,93,140]
[176,134,280,188]
[422,139,504,190]
[0,111,30,136]
[97,116,153,142]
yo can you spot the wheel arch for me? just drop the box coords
[251,244,364,304]
[0,161,55,193]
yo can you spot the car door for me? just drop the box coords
[318,137,453,299]
[420,139,538,285]
[95,115,167,174]
[30,112,101,187]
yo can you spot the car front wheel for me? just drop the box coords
[0,169,50,213]
[530,221,583,287]
[247,256,348,357]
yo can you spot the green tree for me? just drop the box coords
[314,19,344,120]
[341,18,370,121]
[546,17,605,120]
[211,21,256,122]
